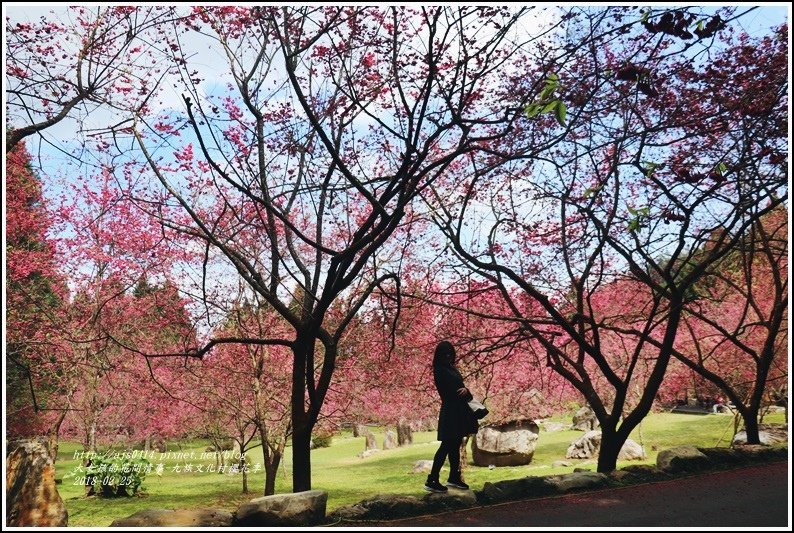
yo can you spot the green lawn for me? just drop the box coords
[54,411,787,527]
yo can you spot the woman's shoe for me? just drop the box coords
[446,478,469,490]
[424,477,448,493]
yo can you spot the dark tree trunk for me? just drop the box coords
[291,421,312,492]
[596,429,623,473]
[741,406,762,444]
[264,451,282,496]
[291,335,314,492]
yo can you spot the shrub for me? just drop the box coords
[312,433,333,449]
[83,453,151,497]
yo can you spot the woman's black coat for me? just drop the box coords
[433,363,479,441]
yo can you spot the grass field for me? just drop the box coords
[54,410,787,527]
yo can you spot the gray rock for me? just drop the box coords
[6,439,68,527]
[656,446,710,473]
[396,420,414,446]
[566,430,601,459]
[234,489,327,527]
[472,419,540,467]
[552,460,573,468]
[566,431,645,461]
[358,449,380,459]
[542,422,569,432]
[697,445,787,466]
[617,438,647,460]
[383,430,398,450]
[477,476,558,504]
[110,508,233,527]
[546,471,609,492]
[571,406,600,431]
[331,494,424,521]
[620,464,668,478]
[609,470,632,482]
[423,489,477,511]
[363,429,377,451]
[410,460,433,474]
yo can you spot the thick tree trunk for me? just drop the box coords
[595,299,682,473]
[291,336,313,492]
[291,422,312,492]
[263,451,282,496]
[596,428,623,473]
[741,406,762,444]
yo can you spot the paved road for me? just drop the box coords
[369,461,790,528]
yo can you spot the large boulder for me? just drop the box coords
[656,445,710,473]
[618,438,647,461]
[110,508,233,527]
[472,419,539,467]
[571,406,599,431]
[6,439,68,527]
[234,489,327,526]
[566,430,601,459]
[565,431,646,460]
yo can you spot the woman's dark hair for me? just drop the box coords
[433,341,456,367]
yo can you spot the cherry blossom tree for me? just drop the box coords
[5,6,181,152]
[5,141,69,457]
[427,7,787,472]
[669,206,788,441]
[181,297,294,495]
[117,6,542,491]
[7,4,787,485]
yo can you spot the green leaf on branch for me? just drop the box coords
[627,205,650,232]
[583,185,603,198]
[642,161,661,177]
[523,73,568,127]
[525,103,541,118]
[555,101,567,126]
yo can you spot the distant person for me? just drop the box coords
[713,396,726,413]
[425,340,479,493]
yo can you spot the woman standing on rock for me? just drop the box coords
[425,340,479,493]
